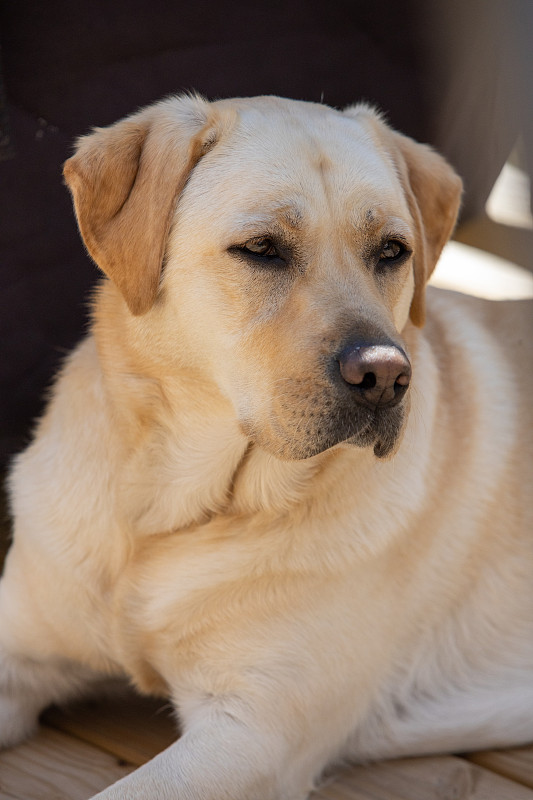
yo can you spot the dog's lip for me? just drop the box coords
[330,399,406,458]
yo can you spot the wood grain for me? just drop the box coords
[43,687,177,766]
[312,755,533,800]
[466,746,533,790]
[0,726,133,800]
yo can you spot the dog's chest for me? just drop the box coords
[109,490,533,757]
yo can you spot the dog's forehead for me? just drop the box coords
[224,102,395,188]
[184,100,409,231]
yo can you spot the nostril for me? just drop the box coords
[395,373,410,388]
[359,372,377,390]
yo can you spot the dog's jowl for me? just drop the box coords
[1,95,532,800]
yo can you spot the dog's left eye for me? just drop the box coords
[242,238,279,258]
[379,240,407,263]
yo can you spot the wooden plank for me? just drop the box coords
[0,725,133,800]
[466,746,533,791]
[312,755,533,800]
[43,688,177,766]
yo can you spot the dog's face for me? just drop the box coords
[64,95,461,460]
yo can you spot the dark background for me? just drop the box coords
[1,0,531,467]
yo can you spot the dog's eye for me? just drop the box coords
[228,236,287,268]
[242,238,278,257]
[379,240,408,264]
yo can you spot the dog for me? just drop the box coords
[1,94,532,800]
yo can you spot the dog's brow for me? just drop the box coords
[229,204,306,235]
[353,210,413,240]
[280,207,304,230]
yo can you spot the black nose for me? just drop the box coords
[337,343,411,408]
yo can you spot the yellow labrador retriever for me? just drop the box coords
[1,95,532,799]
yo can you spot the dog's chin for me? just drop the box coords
[251,404,406,462]
[344,419,403,460]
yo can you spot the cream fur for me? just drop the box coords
[1,95,532,800]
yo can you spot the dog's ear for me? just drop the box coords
[64,95,218,315]
[344,105,462,327]
[389,131,463,326]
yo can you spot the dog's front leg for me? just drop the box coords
[0,544,107,748]
[91,710,314,800]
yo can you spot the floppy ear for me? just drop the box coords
[389,131,463,326]
[63,94,216,315]
[344,105,462,327]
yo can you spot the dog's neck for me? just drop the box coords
[118,383,325,534]
[92,308,325,535]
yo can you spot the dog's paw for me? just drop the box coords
[0,694,38,749]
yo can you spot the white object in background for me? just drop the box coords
[431,240,533,300]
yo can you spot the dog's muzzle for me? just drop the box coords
[251,337,412,461]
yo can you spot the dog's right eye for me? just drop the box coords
[229,237,286,266]
[242,238,278,257]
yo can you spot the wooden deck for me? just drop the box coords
[1,687,533,799]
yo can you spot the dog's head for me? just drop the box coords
[64,95,461,460]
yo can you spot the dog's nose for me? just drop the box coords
[338,344,411,407]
